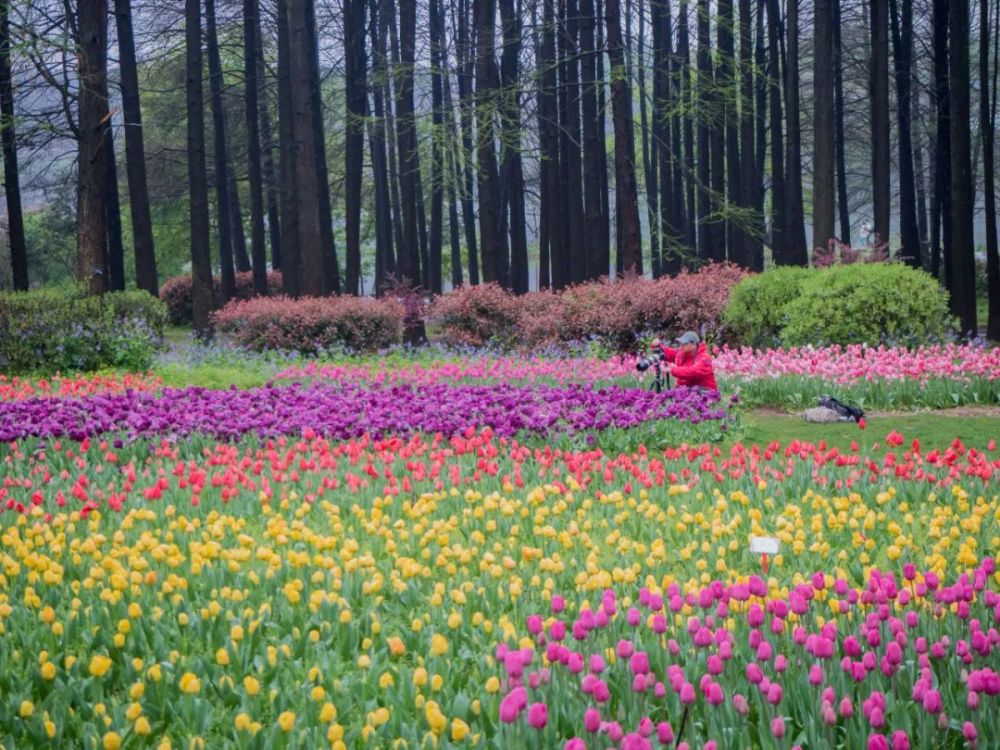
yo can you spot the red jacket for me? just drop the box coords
[659,342,718,391]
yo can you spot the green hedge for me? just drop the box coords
[0,290,167,374]
[724,264,955,347]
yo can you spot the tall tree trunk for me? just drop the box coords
[753,0,767,265]
[638,0,659,277]
[287,0,327,296]
[105,123,125,291]
[680,0,696,255]
[668,2,686,270]
[949,0,976,335]
[255,18,282,271]
[559,0,586,283]
[890,0,920,266]
[442,2,465,289]
[596,0,611,274]
[474,0,505,285]
[206,0,237,302]
[427,0,445,294]
[696,0,713,261]
[77,0,110,295]
[606,0,642,273]
[499,0,528,292]
[186,0,214,331]
[766,0,785,264]
[580,0,603,279]
[833,0,850,244]
[112,0,158,295]
[306,0,340,294]
[368,0,395,293]
[914,124,929,258]
[932,0,951,286]
[718,0,739,263]
[277,0,301,296]
[456,0,480,285]
[226,163,251,272]
[344,0,366,295]
[651,0,668,274]
[783,0,806,264]
[738,0,761,270]
[244,0,268,292]
[395,0,423,286]
[539,0,564,287]
[870,0,891,249]
[0,0,27,290]
[812,0,835,255]
[706,0,726,259]
[982,0,1000,339]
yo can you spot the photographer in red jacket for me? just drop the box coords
[650,331,719,392]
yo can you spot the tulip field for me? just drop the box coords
[0,350,998,749]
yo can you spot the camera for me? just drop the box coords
[635,349,663,372]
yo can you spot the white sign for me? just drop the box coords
[749,536,781,555]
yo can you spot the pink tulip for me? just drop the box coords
[891,731,910,750]
[565,739,586,750]
[584,708,600,733]
[771,717,785,738]
[552,596,565,614]
[680,683,696,704]
[656,722,674,744]
[766,683,783,705]
[527,702,547,729]
[922,689,943,714]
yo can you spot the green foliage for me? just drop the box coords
[722,266,810,347]
[724,264,954,347]
[780,264,955,346]
[0,290,166,374]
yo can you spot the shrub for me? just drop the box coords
[722,266,810,347]
[426,283,520,348]
[779,263,956,345]
[160,271,284,326]
[516,290,568,348]
[639,262,748,343]
[212,295,405,353]
[0,289,166,374]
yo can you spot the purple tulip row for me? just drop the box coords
[0,381,729,443]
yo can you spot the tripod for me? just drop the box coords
[649,359,670,393]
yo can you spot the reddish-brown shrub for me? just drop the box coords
[160,271,284,326]
[637,262,748,341]
[426,283,520,347]
[212,295,405,353]
[558,277,653,351]
[516,289,567,348]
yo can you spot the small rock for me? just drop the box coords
[804,406,847,424]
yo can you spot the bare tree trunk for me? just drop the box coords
[105,122,125,291]
[427,0,445,294]
[984,0,1000,339]
[668,1,686,270]
[77,0,110,295]
[949,0,976,335]
[766,0,785,264]
[833,0,850,244]
[718,0,739,263]
[637,0,659,277]
[306,0,340,294]
[344,0,366,295]
[243,0,268,292]
[474,0,506,285]
[255,18,282,271]
[870,0,891,248]
[0,0,27,290]
[559,0,586,283]
[395,0,423,286]
[753,0,767,264]
[499,0,528,292]
[738,0,761,270]
[441,0,464,288]
[932,0,951,286]
[456,0,480,284]
[813,0,835,254]
[113,0,158,294]
[680,0,696,255]
[783,0,806,264]
[890,0,920,265]
[696,0,712,260]
[580,0,603,279]
[368,0,395,293]
[606,0,642,273]
[596,0,611,273]
[539,0,564,287]
[186,0,214,331]
[277,0,301,296]
[206,0,236,302]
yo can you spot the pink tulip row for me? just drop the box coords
[713,343,1000,385]
[494,561,999,749]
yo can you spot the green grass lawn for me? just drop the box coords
[739,411,998,450]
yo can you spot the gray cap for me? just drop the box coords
[676,331,700,345]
